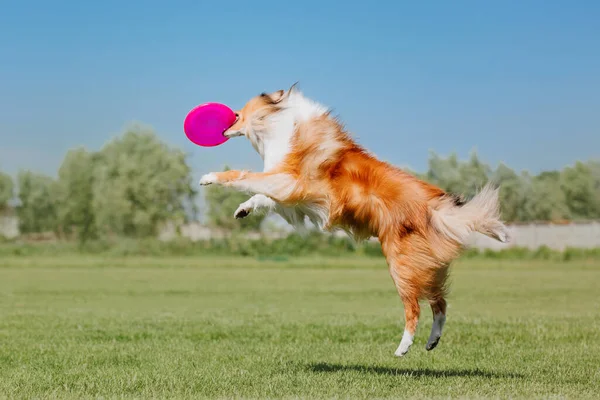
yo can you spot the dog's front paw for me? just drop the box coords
[234,201,253,219]
[199,173,218,186]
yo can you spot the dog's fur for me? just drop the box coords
[200,84,508,356]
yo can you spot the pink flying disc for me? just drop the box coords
[184,102,237,147]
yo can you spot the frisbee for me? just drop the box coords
[184,102,237,147]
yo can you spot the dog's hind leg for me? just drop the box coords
[395,293,420,357]
[426,297,446,351]
[386,253,421,357]
[425,266,449,351]
[383,233,447,357]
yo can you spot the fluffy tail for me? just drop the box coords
[430,183,509,245]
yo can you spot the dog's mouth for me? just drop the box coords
[224,128,243,138]
[224,130,240,138]
[223,115,242,138]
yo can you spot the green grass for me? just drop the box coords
[0,256,599,399]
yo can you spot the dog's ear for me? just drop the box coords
[287,81,299,95]
[261,90,285,104]
[261,82,299,104]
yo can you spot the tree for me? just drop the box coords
[0,172,13,212]
[426,151,463,194]
[526,171,571,221]
[204,166,267,231]
[560,161,600,219]
[588,161,600,217]
[426,151,491,198]
[492,163,531,222]
[459,152,492,198]
[92,125,196,237]
[54,148,97,241]
[17,171,58,233]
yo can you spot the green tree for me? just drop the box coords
[588,160,600,217]
[204,166,267,231]
[426,151,491,197]
[527,171,571,221]
[426,152,462,194]
[17,171,58,233]
[457,152,492,198]
[492,163,530,222]
[54,148,97,241]
[92,125,196,237]
[0,172,13,212]
[560,161,600,219]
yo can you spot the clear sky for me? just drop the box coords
[1,0,599,179]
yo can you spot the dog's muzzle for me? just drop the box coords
[224,129,244,138]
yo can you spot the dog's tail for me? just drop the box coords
[430,183,509,245]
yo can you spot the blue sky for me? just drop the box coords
[1,0,599,179]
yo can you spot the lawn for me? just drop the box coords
[0,255,598,399]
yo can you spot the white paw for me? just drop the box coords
[394,342,413,357]
[394,340,413,357]
[199,173,218,186]
[234,201,254,219]
[394,330,414,357]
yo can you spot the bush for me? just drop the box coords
[2,234,600,261]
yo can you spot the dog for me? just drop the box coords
[200,84,508,356]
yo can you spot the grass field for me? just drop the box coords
[0,255,599,399]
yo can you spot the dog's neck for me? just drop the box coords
[249,91,328,172]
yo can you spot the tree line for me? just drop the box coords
[1,125,196,242]
[421,152,600,223]
[1,126,599,242]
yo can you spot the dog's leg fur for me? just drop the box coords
[200,170,297,203]
[423,262,449,351]
[234,194,276,219]
[381,231,454,357]
[386,252,421,357]
[426,298,447,351]
[199,170,247,185]
[396,294,420,357]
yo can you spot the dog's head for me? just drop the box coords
[224,84,329,165]
[224,84,296,140]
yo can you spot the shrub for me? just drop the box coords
[2,234,600,261]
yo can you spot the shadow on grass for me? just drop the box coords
[307,362,522,379]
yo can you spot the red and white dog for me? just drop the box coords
[200,84,508,356]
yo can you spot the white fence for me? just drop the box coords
[466,221,600,251]
[4,216,600,250]
[168,220,600,251]
[0,216,19,239]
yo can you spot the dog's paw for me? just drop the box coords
[394,345,411,357]
[394,332,414,357]
[199,173,218,186]
[425,335,440,351]
[234,201,253,219]
[394,344,412,357]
